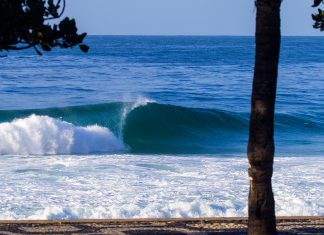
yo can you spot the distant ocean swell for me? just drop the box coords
[0,101,323,155]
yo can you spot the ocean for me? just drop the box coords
[0,36,323,219]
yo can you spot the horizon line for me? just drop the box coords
[86,34,324,37]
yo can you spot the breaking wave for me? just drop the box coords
[0,100,323,155]
[0,115,125,155]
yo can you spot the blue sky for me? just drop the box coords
[64,0,322,36]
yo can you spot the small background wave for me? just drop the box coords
[0,101,323,155]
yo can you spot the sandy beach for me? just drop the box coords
[0,216,323,234]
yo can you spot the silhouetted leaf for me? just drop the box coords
[0,0,88,55]
[77,33,87,43]
[312,0,323,7]
[79,44,89,53]
[41,44,51,51]
[33,46,42,56]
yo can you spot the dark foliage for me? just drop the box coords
[312,0,324,31]
[0,0,88,55]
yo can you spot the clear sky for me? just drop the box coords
[64,0,322,36]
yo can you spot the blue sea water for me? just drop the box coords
[0,36,323,219]
[1,36,323,156]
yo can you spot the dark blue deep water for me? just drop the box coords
[0,36,323,156]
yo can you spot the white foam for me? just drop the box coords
[0,155,322,220]
[119,97,153,137]
[0,115,125,155]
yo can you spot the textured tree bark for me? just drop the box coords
[248,0,281,234]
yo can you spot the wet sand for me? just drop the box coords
[0,216,323,234]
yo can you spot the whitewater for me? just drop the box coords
[0,115,125,155]
[0,155,322,220]
[0,36,323,219]
[0,101,322,219]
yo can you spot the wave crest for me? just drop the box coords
[0,114,125,155]
[0,101,322,155]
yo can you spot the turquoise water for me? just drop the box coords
[0,36,323,156]
[0,102,322,155]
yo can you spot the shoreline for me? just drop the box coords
[0,216,323,234]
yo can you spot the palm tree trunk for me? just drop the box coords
[248,0,281,234]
